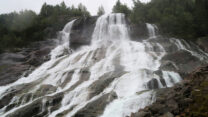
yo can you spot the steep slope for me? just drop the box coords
[131,65,208,117]
[0,14,207,117]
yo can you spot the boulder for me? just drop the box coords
[159,112,174,117]
[146,78,159,89]
[131,111,151,117]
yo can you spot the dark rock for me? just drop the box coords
[129,23,148,41]
[131,111,151,117]
[159,112,174,117]
[65,68,91,92]
[0,83,35,109]
[6,100,43,117]
[88,70,126,98]
[70,16,98,49]
[33,85,57,98]
[0,64,30,86]
[6,93,63,117]
[149,103,165,114]
[147,37,179,53]
[74,92,117,117]
[154,70,163,77]
[196,37,208,53]
[160,50,205,74]
[146,78,159,89]
[0,40,56,86]
[160,78,167,87]
[60,71,74,88]
[166,99,178,112]
[160,61,178,71]
[26,47,52,66]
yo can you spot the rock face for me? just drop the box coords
[129,23,149,41]
[74,92,117,117]
[146,37,208,77]
[131,65,208,117]
[0,39,56,86]
[70,16,98,49]
[146,78,160,89]
[26,47,51,66]
[160,50,205,75]
[196,37,208,53]
[6,93,64,117]
[70,17,149,48]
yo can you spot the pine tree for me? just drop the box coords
[97,5,105,16]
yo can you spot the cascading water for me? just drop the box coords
[146,23,158,38]
[0,13,207,117]
[50,20,76,59]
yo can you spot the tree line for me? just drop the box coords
[1,0,208,52]
[0,2,90,53]
[113,0,208,40]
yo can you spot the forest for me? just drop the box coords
[0,0,208,52]
[114,0,208,40]
[0,2,90,52]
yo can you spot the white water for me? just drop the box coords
[1,14,206,117]
[169,38,208,62]
[50,20,75,59]
[146,23,157,38]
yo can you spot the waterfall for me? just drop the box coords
[146,23,157,38]
[50,20,76,59]
[0,13,207,117]
[92,13,129,44]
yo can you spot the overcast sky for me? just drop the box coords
[0,0,150,15]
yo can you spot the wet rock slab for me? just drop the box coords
[160,50,206,76]
[130,65,208,117]
[70,16,97,50]
[0,40,56,86]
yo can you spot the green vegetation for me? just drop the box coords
[0,2,90,53]
[1,0,208,52]
[112,0,131,17]
[112,0,208,40]
[187,78,208,117]
[97,6,105,16]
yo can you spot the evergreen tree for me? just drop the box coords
[0,2,91,52]
[112,0,131,16]
[97,5,105,16]
[78,3,90,17]
[130,0,208,39]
